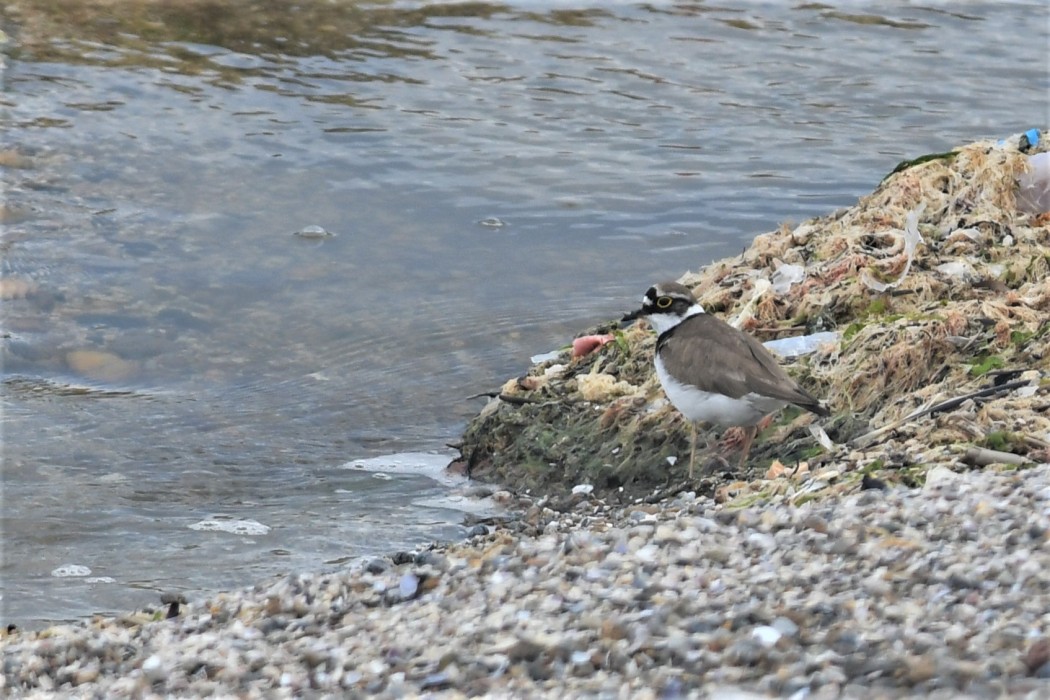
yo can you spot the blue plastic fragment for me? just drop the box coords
[998,129,1041,150]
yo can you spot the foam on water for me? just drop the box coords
[188,518,272,536]
[342,452,464,487]
[346,452,504,518]
[51,565,92,578]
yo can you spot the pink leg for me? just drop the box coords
[688,423,699,479]
[722,415,774,465]
[737,425,759,467]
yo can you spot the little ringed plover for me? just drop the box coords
[622,281,829,477]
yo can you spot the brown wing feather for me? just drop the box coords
[658,314,828,416]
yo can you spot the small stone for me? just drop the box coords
[463,485,495,498]
[861,474,888,491]
[771,617,799,639]
[752,626,782,648]
[365,558,388,574]
[392,573,419,600]
[506,634,555,662]
[704,546,731,564]
[1023,637,1050,674]
[74,667,99,685]
[601,620,628,641]
[903,654,936,685]
[654,524,682,544]
[923,466,958,492]
[746,532,776,551]
[420,672,452,691]
[526,659,552,680]
[570,650,591,666]
[415,551,447,568]
[724,638,766,667]
[491,490,514,505]
[801,514,828,534]
[141,655,166,683]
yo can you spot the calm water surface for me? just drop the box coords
[2,0,1047,625]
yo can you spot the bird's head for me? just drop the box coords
[621,281,705,335]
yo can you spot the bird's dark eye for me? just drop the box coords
[656,296,673,309]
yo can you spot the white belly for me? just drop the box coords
[655,354,785,427]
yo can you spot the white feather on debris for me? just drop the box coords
[730,278,772,329]
[860,202,926,292]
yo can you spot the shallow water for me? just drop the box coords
[1,0,1047,626]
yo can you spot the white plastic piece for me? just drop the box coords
[530,350,561,364]
[1017,152,1050,214]
[934,260,979,284]
[808,423,835,451]
[770,262,806,295]
[763,331,840,358]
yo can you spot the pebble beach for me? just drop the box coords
[3,463,1049,698]
[5,0,1050,694]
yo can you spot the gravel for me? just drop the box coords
[3,464,1050,698]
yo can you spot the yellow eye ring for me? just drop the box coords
[656,296,673,309]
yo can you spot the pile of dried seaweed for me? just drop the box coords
[453,134,1050,503]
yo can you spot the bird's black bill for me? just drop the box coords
[621,308,643,323]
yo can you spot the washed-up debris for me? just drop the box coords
[571,334,615,358]
[529,349,561,364]
[729,278,771,330]
[455,131,1050,501]
[763,331,840,358]
[769,260,805,294]
[859,202,925,292]
[934,259,980,283]
[808,423,835,451]
[1017,127,1041,152]
[1017,151,1050,214]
